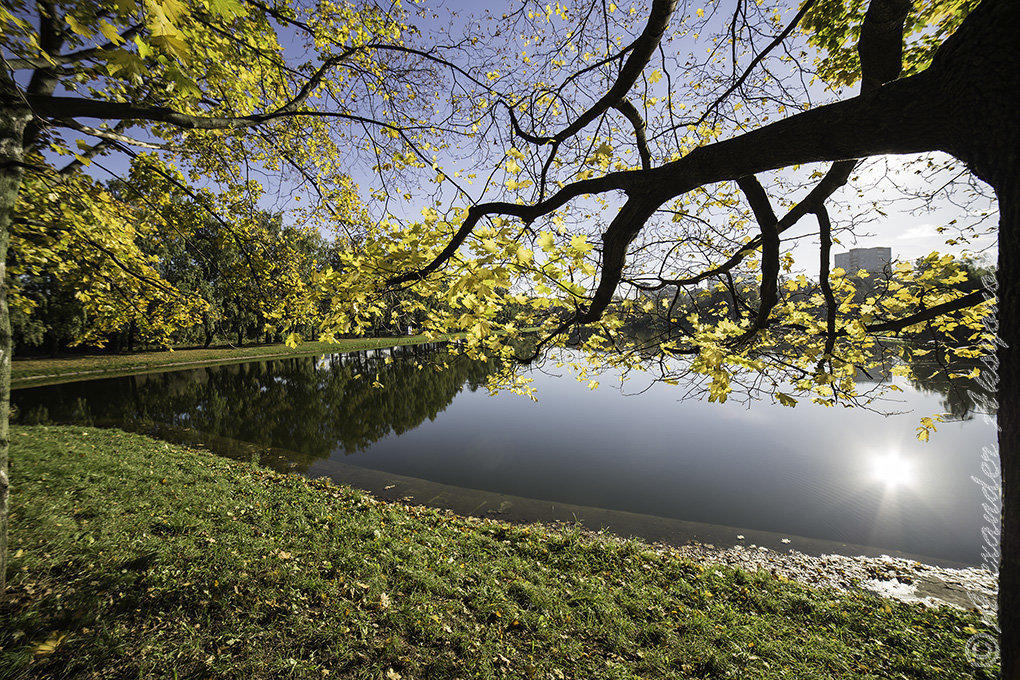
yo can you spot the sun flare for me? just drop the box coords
[870,454,914,488]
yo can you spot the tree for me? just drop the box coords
[1,0,457,598]
[11,165,207,352]
[315,0,1013,673]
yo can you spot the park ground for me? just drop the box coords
[0,425,999,679]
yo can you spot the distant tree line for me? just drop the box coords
[8,173,437,356]
[624,255,993,352]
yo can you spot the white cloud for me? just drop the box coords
[895,224,941,241]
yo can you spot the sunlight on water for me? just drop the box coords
[869,452,914,488]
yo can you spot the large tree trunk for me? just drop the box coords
[933,3,1019,673]
[0,76,32,594]
[995,170,1020,679]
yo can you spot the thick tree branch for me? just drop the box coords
[575,195,664,323]
[647,160,856,290]
[5,25,144,70]
[613,99,651,171]
[863,290,986,334]
[857,0,911,92]
[734,174,780,336]
[814,205,838,367]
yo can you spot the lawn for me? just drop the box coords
[0,426,999,679]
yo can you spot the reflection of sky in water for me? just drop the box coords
[316,361,995,565]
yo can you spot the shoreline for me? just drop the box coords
[650,540,997,619]
[311,452,999,618]
[10,337,446,388]
[283,441,1001,617]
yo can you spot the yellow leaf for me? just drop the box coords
[537,231,555,252]
[65,14,91,37]
[33,633,68,658]
[150,32,190,60]
[99,19,126,45]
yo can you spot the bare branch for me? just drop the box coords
[55,118,168,150]
[694,0,817,127]
[511,0,679,145]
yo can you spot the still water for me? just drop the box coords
[12,345,996,565]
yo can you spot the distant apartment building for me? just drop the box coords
[834,247,892,275]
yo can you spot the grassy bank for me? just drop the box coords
[11,337,443,388]
[2,427,998,679]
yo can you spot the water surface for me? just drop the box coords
[12,345,996,565]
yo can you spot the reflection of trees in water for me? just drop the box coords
[13,345,496,470]
[907,356,996,421]
[553,333,994,422]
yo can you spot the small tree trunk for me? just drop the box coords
[0,80,32,594]
[203,314,214,348]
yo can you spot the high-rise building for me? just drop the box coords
[834,247,892,275]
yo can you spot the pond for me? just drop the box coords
[12,344,997,566]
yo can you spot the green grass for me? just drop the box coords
[2,426,999,679]
[11,336,447,388]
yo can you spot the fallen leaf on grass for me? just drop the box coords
[385,669,401,679]
[33,632,68,658]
